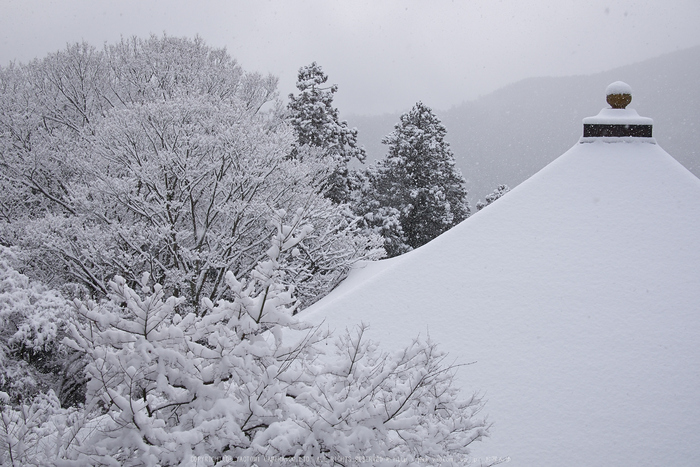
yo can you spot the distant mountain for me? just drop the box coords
[346,46,700,204]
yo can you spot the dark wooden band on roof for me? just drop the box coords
[583,124,653,137]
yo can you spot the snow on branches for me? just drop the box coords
[356,102,470,257]
[11,218,488,466]
[293,324,489,464]
[476,185,511,211]
[0,246,76,405]
[0,36,381,313]
[287,62,366,205]
[0,37,489,467]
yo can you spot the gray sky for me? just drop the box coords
[2,0,699,115]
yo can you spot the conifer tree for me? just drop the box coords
[476,184,511,211]
[287,62,365,204]
[369,102,470,254]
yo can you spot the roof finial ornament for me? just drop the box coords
[581,81,654,139]
[605,81,632,109]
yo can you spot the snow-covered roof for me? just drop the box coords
[302,85,700,467]
[582,107,653,126]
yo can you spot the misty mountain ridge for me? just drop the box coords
[346,46,700,204]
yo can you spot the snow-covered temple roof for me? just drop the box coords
[302,83,700,467]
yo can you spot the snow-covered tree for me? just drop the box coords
[0,246,82,408]
[59,216,308,465]
[0,247,88,467]
[0,37,492,466]
[0,389,87,466]
[350,169,411,258]
[476,184,511,211]
[0,34,276,230]
[53,217,489,466]
[18,97,379,310]
[287,62,366,204]
[0,42,104,232]
[1,37,382,311]
[363,102,470,256]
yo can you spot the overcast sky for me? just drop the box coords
[2,0,699,115]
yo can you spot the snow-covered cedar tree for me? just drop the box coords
[350,169,412,258]
[50,216,490,466]
[287,62,366,205]
[0,246,83,408]
[0,36,382,312]
[476,184,511,211]
[361,102,470,256]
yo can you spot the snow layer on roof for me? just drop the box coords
[302,138,700,467]
[582,107,653,125]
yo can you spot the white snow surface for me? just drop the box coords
[302,136,700,466]
[582,107,653,125]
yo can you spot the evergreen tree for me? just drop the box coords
[287,62,365,204]
[369,102,470,254]
[351,169,411,258]
[476,184,511,211]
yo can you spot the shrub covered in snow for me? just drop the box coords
[0,246,81,406]
[0,219,489,466]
